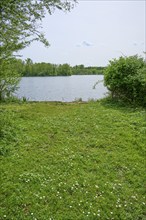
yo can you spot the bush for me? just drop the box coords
[104,55,146,106]
[0,58,21,101]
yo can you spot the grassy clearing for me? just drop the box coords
[0,100,146,219]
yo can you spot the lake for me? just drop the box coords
[15,75,108,102]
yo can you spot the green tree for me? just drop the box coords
[104,55,146,106]
[0,59,21,100]
[57,64,72,76]
[0,0,77,100]
[24,58,33,76]
[0,0,77,60]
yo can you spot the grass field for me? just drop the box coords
[0,100,146,219]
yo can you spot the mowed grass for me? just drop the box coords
[0,100,146,220]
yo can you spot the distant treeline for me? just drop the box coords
[15,58,105,76]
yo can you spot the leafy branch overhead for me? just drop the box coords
[0,0,77,59]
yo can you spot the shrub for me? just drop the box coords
[104,55,146,106]
[0,58,21,101]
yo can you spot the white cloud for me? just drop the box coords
[82,41,93,47]
[76,41,93,47]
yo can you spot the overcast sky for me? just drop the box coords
[19,0,145,66]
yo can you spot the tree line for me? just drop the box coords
[16,58,105,76]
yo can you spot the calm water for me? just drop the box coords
[15,75,108,102]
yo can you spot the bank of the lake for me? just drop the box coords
[0,100,145,219]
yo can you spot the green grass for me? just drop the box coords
[0,100,146,219]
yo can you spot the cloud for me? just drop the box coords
[76,41,93,48]
[133,42,145,47]
[82,41,93,47]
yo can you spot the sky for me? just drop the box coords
[19,0,146,67]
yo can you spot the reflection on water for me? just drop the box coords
[15,75,108,102]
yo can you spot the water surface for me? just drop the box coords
[15,75,108,102]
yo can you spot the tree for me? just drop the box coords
[104,55,146,106]
[0,59,21,100]
[0,0,77,60]
[0,0,77,100]
[57,64,72,76]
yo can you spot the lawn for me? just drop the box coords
[0,100,146,220]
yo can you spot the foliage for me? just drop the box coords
[0,0,77,101]
[0,101,145,219]
[72,65,105,75]
[104,55,146,106]
[57,63,72,76]
[0,0,77,60]
[0,59,21,100]
[19,59,105,76]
